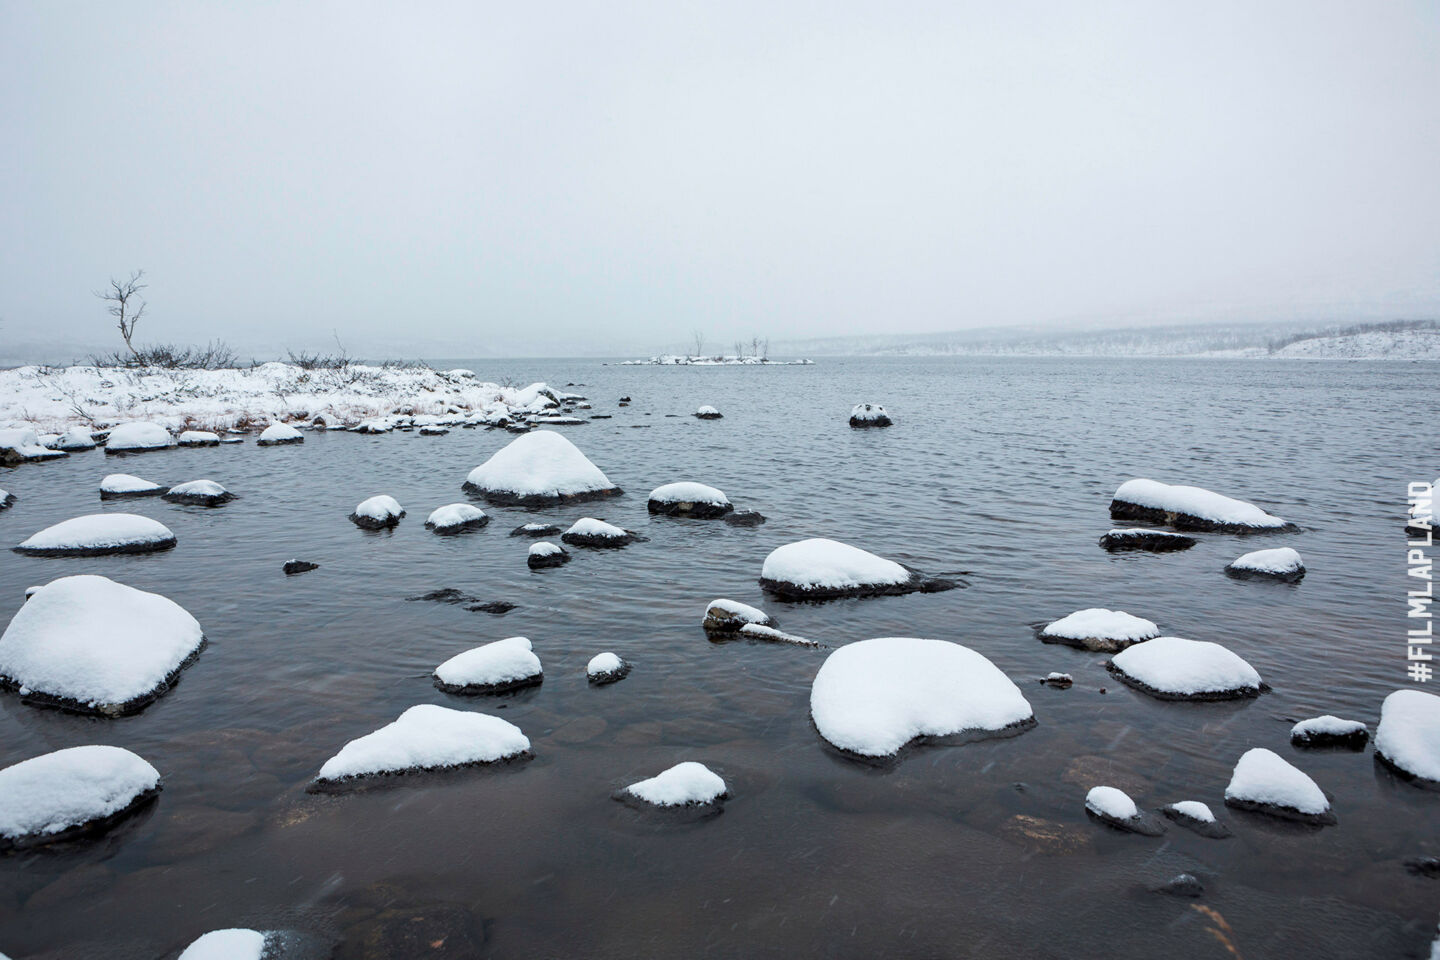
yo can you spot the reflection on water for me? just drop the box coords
[0,357,1436,958]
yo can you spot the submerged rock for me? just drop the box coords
[561,517,640,548]
[1099,528,1197,552]
[1107,636,1264,701]
[759,538,955,600]
[527,541,570,568]
[463,430,621,506]
[587,652,631,684]
[1109,478,1291,532]
[647,482,734,518]
[723,509,767,527]
[509,522,561,537]
[104,421,174,454]
[1290,715,1369,750]
[1375,689,1440,787]
[0,745,161,850]
[256,422,304,446]
[163,479,235,506]
[283,559,319,575]
[1161,801,1231,838]
[1224,747,1335,824]
[349,495,405,529]
[100,473,164,499]
[1226,547,1305,582]
[313,704,530,785]
[1039,608,1159,652]
[622,761,727,807]
[14,513,177,556]
[849,402,891,427]
[433,636,542,694]
[694,405,723,419]
[1084,785,1166,836]
[425,503,488,534]
[1154,873,1204,898]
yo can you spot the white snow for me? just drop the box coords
[16,513,176,554]
[1375,689,1440,783]
[1109,636,1262,697]
[0,575,204,712]
[434,637,542,690]
[850,403,889,421]
[565,518,627,539]
[56,427,97,450]
[1229,547,1304,575]
[737,623,816,646]
[1113,478,1287,528]
[177,929,267,960]
[1292,715,1367,739]
[529,541,563,557]
[624,761,727,806]
[1045,671,1072,682]
[519,523,554,532]
[316,704,530,782]
[464,430,617,500]
[257,422,303,444]
[426,503,486,530]
[810,637,1034,757]
[0,427,62,460]
[761,538,910,592]
[648,482,730,506]
[166,479,229,499]
[695,405,721,416]
[105,422,173,452]
[703,598,771,628]
[1224,747,1330,815]
[1041,609,1159,645]
[176,430,220,446]
[353,495,404,522]
[101,473,162,495]
[1085,785,1139,820]
[1167,800,1216,823]
[0,745,160,843]
[587,652,625,677]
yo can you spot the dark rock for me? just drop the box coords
[1161,805,1232,838]
[349,509,405,530]
[647,498,734,519]
[99,485,165,501]
[1154,873,1204,898]
[418,426,449,435]
[723,510,767,527]
[589,414,613,419]
[760,569,959,602]
[1224,562,1305,583]
[1404,856,1440,878]
[618,396,631,402]
[527,546,570,569]
[588,658,631,685]
[1109,497,1295,534]
[465,601,516,615]
[0,491,14,511]
[1039,673,1073,688]
[1224,795,1337,825]
[162,487,236,507]
[848,403,892,427]
[1099,529,1197,552]
[694,409,723,419]
[509,523,562,537]
[407,588,475,604]
[13,536,177,558]
[1407,522,1432,540]
[434,672,543,696]
[1085,804,1167,836]
[1290,722,1369,750]
[460,483,621,508]
[283,559,319,575]
[561,525,643,548]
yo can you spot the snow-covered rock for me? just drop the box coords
[1039,608,1159,652]
[702,598,772,634]
[1108,636,1262,700]
[1226,547,1305,582]
[810,637,1034,757]
[100,473,165,499]
[349,495,405,529]
[14,513,177,556]
[1110,478,1290,532]
[163,479,235,507]
[694,405,723,420]
[0,427,68,464]
[1098,528,1197,552]
[314,704,531,784]
[55,427,98,451]
[176,430,220,447]
[1084,785,1164,835]
[0,575,204,715]
[587,652,631,684]
[433,636,543,694]
[527,541,570,568]
[759,538,952,600]
[256,422,304,445]
[1224,747,1334,823]
[419,425,449,436]
[1291,715,1369,750]
[623,761,727,807]
[849,403,891,427]
[561,517,639,548]
[425,503,488,534]
[1375,689,1440,786]
[1161,800,1231,837]
[0,745,160,849]
[283,559,319,575]
[1040,672,1073,688]
[463,430,620,505]
[104,421,174,454]
[178,929,268,960]
[510,522,561,537]
[647,482,733,518]
[0,488,12,511]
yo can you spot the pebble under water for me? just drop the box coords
[0,356,1436,959]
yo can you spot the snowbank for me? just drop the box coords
[1098,528,1197,552]
[1107,636,1262,700]
[315,704,530,783]
[810,637,1033,757]
[1039,608,1158,652]
[463,430,620,505]
[849,403,891,427]
[0,745,160,849]
[527,541,569,568]
[163,479,234,506]
[561,517,638,548]
[425,503,488,534]
[1110,479,1290,532]
[100,473,163,498]
[104,422,173,454]
[349,495,404,529]
[178,929,268,960]
[1226,547,1305,582]
[1224,747,1333,822]
[647,482,733,518]
[1375,689,1440,785]
[760,538,945,600]
[15,513,177,556]
[587,652,630,684]
[1291,715,1369,749]
[0,575,204,715]
[256,422,304,446]
[433,636,543,694]
[624,761,727,806]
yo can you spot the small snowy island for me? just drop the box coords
[621,355,813,365]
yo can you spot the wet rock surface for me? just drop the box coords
[283,559,319,575]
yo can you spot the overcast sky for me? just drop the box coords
[2,0,1437,357]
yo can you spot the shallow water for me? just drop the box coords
[0,356,1436,959]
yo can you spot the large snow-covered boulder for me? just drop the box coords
[1098,528,1197,552]
[810,637,1034,757]
[314,704,531,784]
[0,745,161,849]
[849,403,891,428]
[425,503,488,534]
[1110,479,1290,532]
[1039,608,1159,652]
[702,598,773,634]
[14,513,177,556]
[1226,547,1305,582]
[1375,689,1440,786]
[527,541,569,568]
[100,473,164,499]
[561,518,639,548]
[104,422,174,454]
[256,422,304,446]
[587,651,631,685]
[178,929,268,960]
[647,482,733,518]
[760,538,952,600]
[163,479,234,507]
[176,430,221,447]
[1291,715,1368,750]
[433,637,543,694]
[1224,747,1334,823]
[463,430,620,505]
[623,761,727,807]
[0,575,204,715]
[349,495,405,529]
[0,427,68,464]
[1107,636,1262,700]
[1084,785,1165,835]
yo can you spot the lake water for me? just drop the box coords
[0,357,1436,959]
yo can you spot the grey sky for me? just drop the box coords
[2,0,1437,357]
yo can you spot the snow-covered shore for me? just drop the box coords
[0,362,576,435]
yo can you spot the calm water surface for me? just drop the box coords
[0,357,1436,959]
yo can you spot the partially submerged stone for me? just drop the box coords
[433,636,543,694]
[647,482,734,518]
[103,422,174,454]
[509,522,561,537]
[760,538,954,600]
[587,652,631,685]
[1224,747,1335,824]
[349,495,405,529]
[15,513,177,556]
[314,704,530,785]
[1110,478,1290,532]
[1375,689,1440,787]
[1161,800,1231,838]
[623,761,727,807]
[162,479,235,507]
[0,488,13,511]
[283,559,319,575]
[0,745,161,850]
[1039,608,1159,652]
[723,510,767,527]
[463,430,620,506]
[1226,547,1305,582]
[702,598,772,634]
[425,503,488,534]
[256,423,304,446]
[176,430,221,447]
[0,427,68,464]
[849,403,891,427]
[1098,528,1197,552]
[1291,715,1369,750]
[1107,636,1263,701]
[100,473,164,499]
[527,541,569,568]
[694,405,723,420]
[561,518,639,548]
[1084,785,1166,836]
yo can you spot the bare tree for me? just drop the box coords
[691,329,706,357]
[96,270,147,358]
[760,338,769,358]
[750,335,760,357]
